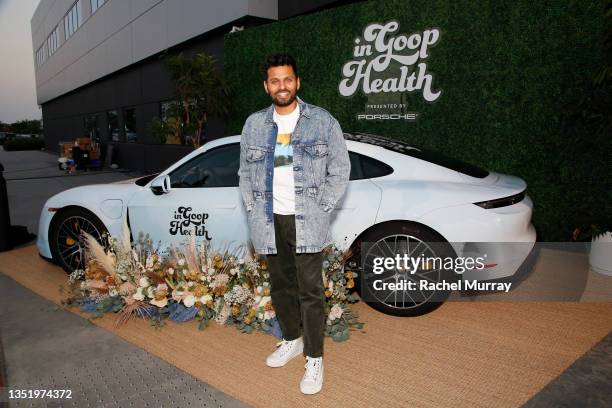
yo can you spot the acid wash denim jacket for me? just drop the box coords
[238,97,350,255]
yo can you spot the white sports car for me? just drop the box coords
[37,133,536,316]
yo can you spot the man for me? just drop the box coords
[238,54,350,394]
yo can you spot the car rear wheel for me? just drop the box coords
[352,221,457,317]
[49,207,108,273]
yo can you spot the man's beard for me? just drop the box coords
[272,91,296,107]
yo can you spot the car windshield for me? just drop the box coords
[344,132,489,179]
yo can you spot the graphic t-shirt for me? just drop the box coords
[272,104,299,214]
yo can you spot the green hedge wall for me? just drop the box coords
[224,0,609,241]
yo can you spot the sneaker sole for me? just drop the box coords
[300,381,323,395]
[266,345,304,368]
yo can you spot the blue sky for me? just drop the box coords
[0,0,41,123]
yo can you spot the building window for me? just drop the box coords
[90,0,106,14]
[160,100,178,120]
[64,0,83,40]
[124,108,137,143]
[36,45,46,67]
[84,115,100,142]
[46,26,60,57]
[107,110,120,142]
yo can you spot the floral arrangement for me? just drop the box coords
[61,224,364,342]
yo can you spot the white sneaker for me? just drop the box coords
[300,356,324,394]
[266,337,304,367]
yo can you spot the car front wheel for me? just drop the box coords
[49,207,108,273]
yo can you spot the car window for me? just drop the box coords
[349,152,393,180]
[345,132,489,178]
[170,144,240,188]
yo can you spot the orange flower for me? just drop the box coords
[154,289,168,301]
[264,301,274,311]
[105,275,115,286]
[185,270,199,281]
[231,305,241,316]
[346,279,354,289]
[193,284,208,297]
[213,254,224,269]
[325,290,332,298]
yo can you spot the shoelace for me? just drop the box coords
[274,339,294,357]
[303,357,322,381]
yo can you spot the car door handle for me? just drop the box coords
[214,205,237,210]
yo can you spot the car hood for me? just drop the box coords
[44,183,143,209]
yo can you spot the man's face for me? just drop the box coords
[263,65,300,107]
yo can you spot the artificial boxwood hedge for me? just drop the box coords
[224,0,609,241]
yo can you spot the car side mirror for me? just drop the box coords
[150,174,171,195]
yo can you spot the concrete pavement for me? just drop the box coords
[0,145,249,407]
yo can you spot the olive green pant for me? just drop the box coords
[266,213,325,358]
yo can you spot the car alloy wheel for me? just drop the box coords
[355,222,456,316]
[49,208,108,273]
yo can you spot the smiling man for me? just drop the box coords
[238,54,350,394]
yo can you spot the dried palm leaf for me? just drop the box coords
[81,231,115,276]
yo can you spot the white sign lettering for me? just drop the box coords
[339,21,442,102]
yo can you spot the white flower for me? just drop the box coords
[256,285,263,294]
[109,288,118,297]
[178,258,185,266]
[150,298,168,308]
[263,282,269,287]
[183,295,196,308]
[139,277,150,288]
[167,267,174,275]
[156,283,168,292]
[329,304,343,321]
[172,289,185,302]
[264,310,276,321]
[200,275,207,282]
[230,267,238,275]
[252,295,262,306]
[258,296,271,308]
[145,256,154,269]
[238,258,245,265]
[258,312,264,320]
[133,287,145,301]
[200,294,213,304]
[145,286,155,298]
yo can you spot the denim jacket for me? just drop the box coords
[238,97,350,255]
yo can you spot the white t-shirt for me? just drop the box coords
[272,104,299,214]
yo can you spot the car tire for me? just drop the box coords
[49,207,108,274]
[352,221,457,317]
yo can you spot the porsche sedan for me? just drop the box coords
[37,133,536,316]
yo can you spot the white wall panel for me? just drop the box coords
[132,1,168,62]
[31,0,278,104]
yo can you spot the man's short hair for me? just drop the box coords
[263,54,298,80]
